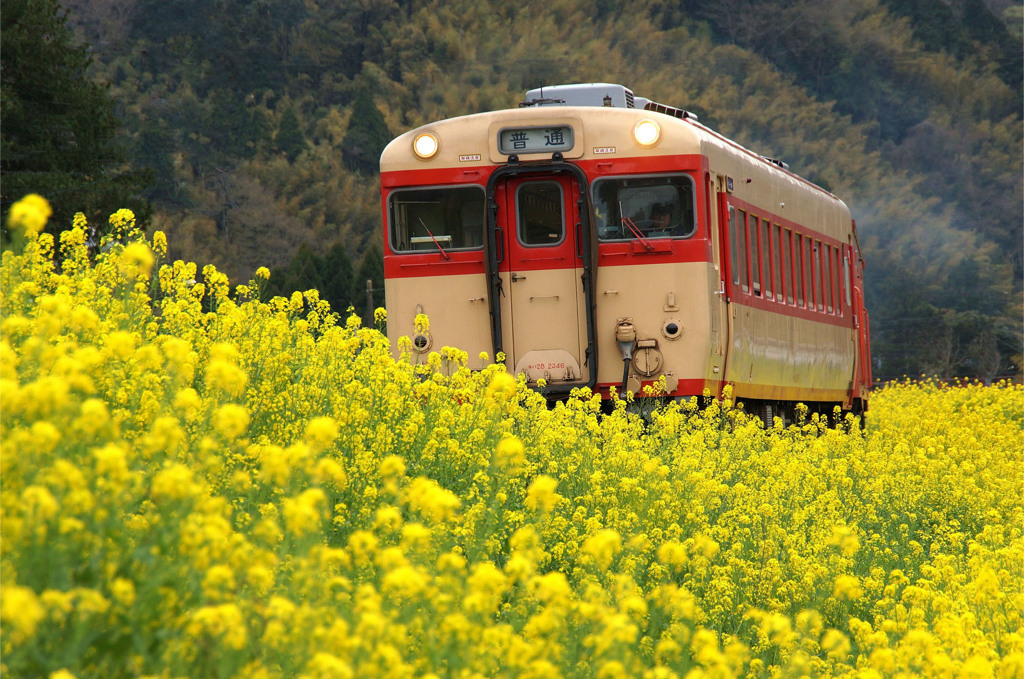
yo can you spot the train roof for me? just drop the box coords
[380,83,849,219]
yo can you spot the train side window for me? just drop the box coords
[748,213,760,295]
[811,241,822,311]
[819,242,828,312]
[761,218,773,300]
[831,245,839,311]
[517,181,564,246]
[794,234,805,307]
[823,244,833,313]
[802,240,809,308]
[737,209,749,291]
[783,228,794,305]
[388,185,486,253]
[833,246,840,313]
[833,247,840,312]
[773,224,784,303]
[835,249,843,313]
[592,174,696,241]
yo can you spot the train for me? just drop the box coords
[379,83,872,422]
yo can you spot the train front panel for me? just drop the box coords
[381,104,722,398]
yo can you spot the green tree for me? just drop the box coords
[275,105,307,162]
[320,241,354,312]
[342,88,391,175]
[276,241,323,298]
[1,0,150,235]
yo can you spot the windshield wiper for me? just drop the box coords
[622,216,654,251]
[417,217,450,260]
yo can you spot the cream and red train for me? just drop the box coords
[380,84,872,420]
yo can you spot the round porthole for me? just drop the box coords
[662,319,683,340]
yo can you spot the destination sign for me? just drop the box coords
[498,126,574,155]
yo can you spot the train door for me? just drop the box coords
[849,239,872,403]
[496,174,586,383]
[707,176,728,386]
[715,182,737,398]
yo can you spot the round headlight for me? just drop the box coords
[413,132,439,159]
[633,119,661,147]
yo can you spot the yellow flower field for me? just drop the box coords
[2,198,1022,678]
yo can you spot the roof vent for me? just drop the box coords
[640,99,698,121]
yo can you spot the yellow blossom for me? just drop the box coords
[7,194,52,237]
[1,585,45,644]
[525,475,561,513]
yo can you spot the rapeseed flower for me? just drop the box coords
[7,194,52,237]
[2,210,1021,678]
[526,475,561,513]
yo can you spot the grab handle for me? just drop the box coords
[494,226,505,265]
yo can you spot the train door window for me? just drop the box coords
[823,244,833,313]
[736,209,749,291]
[761,218,773,299]
[794,234,805,307]
[842,249,852,308]
[729,206,741,286]
[516,181,564,246]
[592,174,696,241]
[783,229,794,305]
[388,185,486,253]
[773,224,784,303]
[747,213,760,295]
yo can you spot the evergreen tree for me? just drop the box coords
[321,241,354,312]
[342,88,391,175]
[1,0,150,235]
[269,241,322,300]
[275,105,307,162]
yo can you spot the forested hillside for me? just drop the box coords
[8,0,1023,380]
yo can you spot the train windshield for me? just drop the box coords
[592,174,696,241]
[388,186,485,253]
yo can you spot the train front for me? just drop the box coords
[380,84,723,400]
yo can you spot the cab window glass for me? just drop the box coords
[388,186,485,253]
[592,175,696,241]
